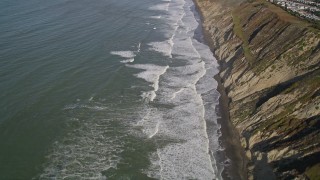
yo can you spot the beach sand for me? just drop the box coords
[191,2,248,179]
[214,74,248,180]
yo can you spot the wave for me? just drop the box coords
[147,41,172,58]
[150,15,161,19]
[126,64,169,102]
[110,43,141,63]
[39,103,125,179]
[110,51,135,58]
[147,0,185,59]
[110,50,136,63]
[148,2,170,11]
[139,0,223,179]
[38,0,224,178]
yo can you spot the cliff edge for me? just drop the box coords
[194,0,320,179]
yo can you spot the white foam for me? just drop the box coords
[39,0,225,178]
[150,15,161,19]
[137,42,141,53]
[110,50,135,63]
[63,104,108,111]
[136,107,163,138]
[170,88,185,100]
[148,3,186,59]
[126,64,169,101]
[110,44,142,64]
[155,142,216,179]
[140,0,224,179]
[141,91,157,102]
[140,82,216,178]
[110,51,135,59]
[120,58,135,63]
[139,60,216,179]
[172,37,201,59]
[148,2,170,11]
[148,120,160,138]
[39,104,126,179]
[144,151,164,179]
[148,41,173,58]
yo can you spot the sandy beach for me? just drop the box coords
[192,1,248,179]
[214,74,247,180]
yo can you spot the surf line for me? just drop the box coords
[151,65,169,101]
[148,120,160,138]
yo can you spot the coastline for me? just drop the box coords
[192,0,320,179]
[192,1,248,179]
[214,74,247,180]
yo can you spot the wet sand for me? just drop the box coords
[214,74,248,180]
[191,1,248,179]
[198,18,248,180]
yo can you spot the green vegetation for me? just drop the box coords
[249,71,320,136]
[198,0,320,178]
[236,109,252,124]
[231,10,255,65]
[306,164,320,180]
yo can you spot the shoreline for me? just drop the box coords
[214,74,247,180]
[191,1,248,179]
[192,0,320,178]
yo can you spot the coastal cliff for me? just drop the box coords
[194,0,320,179]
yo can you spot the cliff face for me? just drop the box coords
[194,0,320,179]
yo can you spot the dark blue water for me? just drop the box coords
[0,0,224,179]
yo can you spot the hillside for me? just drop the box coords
[194,0,320,179]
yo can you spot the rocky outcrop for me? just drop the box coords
[194,0,320,179]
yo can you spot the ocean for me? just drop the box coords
[0,0,225,179]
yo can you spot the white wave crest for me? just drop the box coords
[126,64,169,101]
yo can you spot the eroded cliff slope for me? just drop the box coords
[194,0,320,179]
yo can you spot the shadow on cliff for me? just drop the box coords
[272,151,320,178]
[255,68,320,110]
[252,115,320,153]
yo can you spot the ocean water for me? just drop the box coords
[0,0,225,179]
